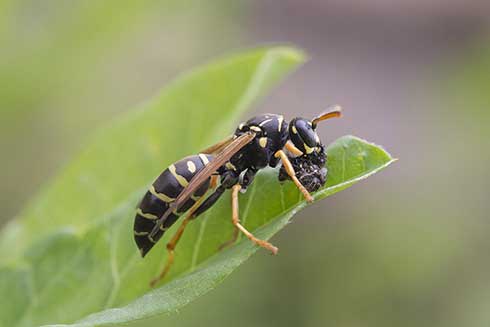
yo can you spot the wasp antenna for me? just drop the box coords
[312,105,342,128]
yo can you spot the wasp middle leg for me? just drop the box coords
[228,184,278,255]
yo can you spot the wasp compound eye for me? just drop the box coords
[289,118,319,155]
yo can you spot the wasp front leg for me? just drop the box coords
[275,150,314,203]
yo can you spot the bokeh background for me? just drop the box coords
[2,1,490,326]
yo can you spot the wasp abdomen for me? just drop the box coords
[134,154,213,257]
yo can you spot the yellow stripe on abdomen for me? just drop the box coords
[149,185,175,203]
[169,164,189,187]
[136,208,159,220]
[199,153,210,165]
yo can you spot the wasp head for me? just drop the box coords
[281,105,342,193]
[288,105,342,156]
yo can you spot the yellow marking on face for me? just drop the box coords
[226,162,237,171]
[304,143,315,154]
[187,160,196,173]
[134,230,149,236]
[292,125,298,134]
[169,164,189,187]
[199,153,209,165]
[259,137,268,148]
[136,208,158,220]
[238,123,245,130]
[259,118,273,127]
[149,185,174,203]
[277,115,284,131]
[250,126,262,132]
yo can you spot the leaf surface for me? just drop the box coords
[65,135,395,327]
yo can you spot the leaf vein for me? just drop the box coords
[190,213,209,271]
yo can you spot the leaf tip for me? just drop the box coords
[266,46,308,65]
[336,135,395,162]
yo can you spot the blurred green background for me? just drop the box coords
[1,1,489,326]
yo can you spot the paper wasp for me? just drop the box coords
[133,105,342,286]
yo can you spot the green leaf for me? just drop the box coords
[63,136,395,327]
[0,47,395,327]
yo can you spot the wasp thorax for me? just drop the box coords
[289,118,320,155]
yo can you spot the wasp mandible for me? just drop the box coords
[133,105,342,286]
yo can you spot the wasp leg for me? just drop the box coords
[218,169,256,250]
[275,150,314,203]
[149,191,211,288]
[191,186,235,251]
[192,187,224,218]
[285,141,303,156]
[228,184,278,254]
[151,174,231,286]
[190,170,238,219]
[218,225,239,251]
[209,174,219,190]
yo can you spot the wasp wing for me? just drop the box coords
[200,135,235,154]
[149,131,255,238]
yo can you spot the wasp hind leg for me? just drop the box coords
[149,176,219,288]
[149,203,199,288]
[221,184,278,254]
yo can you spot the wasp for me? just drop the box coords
[133,105,342,286]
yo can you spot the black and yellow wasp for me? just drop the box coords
[134,106,342,286]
